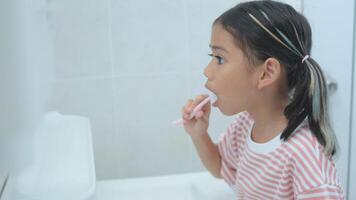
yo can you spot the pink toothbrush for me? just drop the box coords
[172,93,217,125]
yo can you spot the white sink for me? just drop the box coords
[2,112,96,200]
[94,171,235,200]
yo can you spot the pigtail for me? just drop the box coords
[283,56,337,156]
[304,58,337,156]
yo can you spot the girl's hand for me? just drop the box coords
[181,94,211,138]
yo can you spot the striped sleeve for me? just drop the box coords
[289,131,345,199]
[296,184,344,200]
[217,120,239,186]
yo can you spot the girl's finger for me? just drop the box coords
[189,94,209,111]
[195,110,204,118]
[186,99,194,112]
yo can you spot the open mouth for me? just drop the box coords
[212,100,218,107]
[204,84,218,107]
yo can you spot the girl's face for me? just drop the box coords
[204,23,258,115]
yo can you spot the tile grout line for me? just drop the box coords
[182,0,195,171]
[54,71,185,82]
[106,0,118,179]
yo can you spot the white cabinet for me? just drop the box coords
[1,112,96,200]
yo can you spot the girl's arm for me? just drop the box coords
[191,132,222,178]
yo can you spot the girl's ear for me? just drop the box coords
[257,57,281,90]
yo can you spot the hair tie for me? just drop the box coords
[301,55,310,63]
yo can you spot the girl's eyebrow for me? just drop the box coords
[209,44,229,53]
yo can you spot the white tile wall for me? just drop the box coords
[49,0,112,79]
[0,173,6,192]
[110,0,187,74]
[112,74,191,178]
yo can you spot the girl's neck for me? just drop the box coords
[248,99,289,143]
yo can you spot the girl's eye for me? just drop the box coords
[208,53,225,65]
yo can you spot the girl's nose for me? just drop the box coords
[203,64,212,80]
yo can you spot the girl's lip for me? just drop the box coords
[204,83,218,106]
[212,99,218,107]
[204,84,216,95]
[204,83,211,91]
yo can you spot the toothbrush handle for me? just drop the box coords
[172,118,184,125]
[188,96,211,119]
[172,96,211,126]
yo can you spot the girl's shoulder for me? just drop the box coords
[282,121,326,159]
[232,110,253,128]
[282,121,339,179]
[218,111,252,145]
[230,110,254,136]
[282,122,343,195]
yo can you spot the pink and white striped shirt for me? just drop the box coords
[217,111,344,199]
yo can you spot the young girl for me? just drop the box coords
[181,0,344,199]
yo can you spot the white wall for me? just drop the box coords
[0,0,54,178]
[350,0,356,198]
[303,1,354,198]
